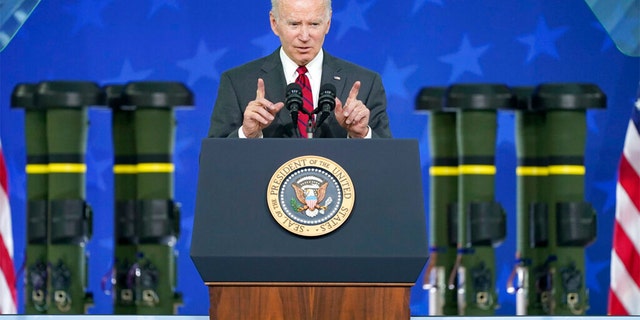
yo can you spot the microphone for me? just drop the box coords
[285,83,303,136]
[314,83,336,131]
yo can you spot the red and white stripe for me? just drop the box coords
[608,96,640,315]
[0,141,17,314]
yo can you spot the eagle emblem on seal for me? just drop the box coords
[291,176,333,217]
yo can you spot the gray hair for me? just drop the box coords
[271,0,332,20]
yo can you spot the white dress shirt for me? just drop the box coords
[239,48,370,138]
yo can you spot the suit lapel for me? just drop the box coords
[317,52,347,137]
[259,50,293,133]
[260,49,287,104]
[321,51,347,99]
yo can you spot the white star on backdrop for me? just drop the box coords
[517,16,568,64]
[63,0,111,34]
[332,0,374,41]
[148,0,180,18]
[382,58,418,100]
[439,34,490,83]
[177,41,228,86]
[101,59,153,85]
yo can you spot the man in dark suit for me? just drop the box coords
[208,0,391,139]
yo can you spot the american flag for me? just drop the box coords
[0,139,17,314]
[608,90,640,315]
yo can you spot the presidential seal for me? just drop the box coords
[267,155,355,237]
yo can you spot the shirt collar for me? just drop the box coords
[280,48,324,83]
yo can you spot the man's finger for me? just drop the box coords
[256,78,265,100]
[347,81,361,102]
[271,102,286,113]
[249,105,273,125]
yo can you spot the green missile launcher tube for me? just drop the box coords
[13,81,102,314]
[415,87,459,315]
[11,84,49,314]
[532,83,605,315]
[511,86,552,315]
[111,81,193,314]
[38,81,102,314]
[445,84,512,315]
[106,85,140,314]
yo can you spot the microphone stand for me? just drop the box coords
[306,117,313,139]
[292,111,300,138]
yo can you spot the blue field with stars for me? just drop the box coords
[1,0,638,315]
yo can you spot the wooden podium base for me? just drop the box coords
[206,282,412,320]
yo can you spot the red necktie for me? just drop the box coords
[295,66,314,137]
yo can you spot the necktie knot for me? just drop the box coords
[297,66,308,76]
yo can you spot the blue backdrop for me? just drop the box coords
[1,0,639,316]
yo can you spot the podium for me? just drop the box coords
[190,139,428,319]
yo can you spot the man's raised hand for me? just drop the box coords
[335,81,370,138]
[242,78,284,138]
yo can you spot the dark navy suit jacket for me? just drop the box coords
[207,48,392,138]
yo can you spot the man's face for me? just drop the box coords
[270,0,331,66]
